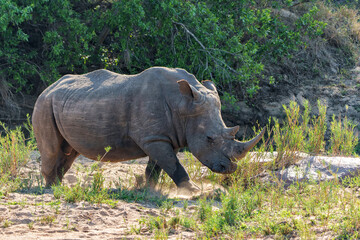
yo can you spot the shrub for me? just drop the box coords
[272,100,358,164]
[306,100,327,154]
[0,118,35,195]
[0,121,35,178]
[3,0,358,103]
[272,101,308,168]
[330,113,359,156]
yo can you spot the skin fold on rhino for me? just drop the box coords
[32,67,265,194]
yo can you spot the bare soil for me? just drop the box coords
[0,153,213,240]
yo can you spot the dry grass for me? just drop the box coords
[318,2,360,48]
[265,1,360,86]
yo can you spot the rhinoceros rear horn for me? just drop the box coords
[177,80,202,101]
[235,128,266,160]
[223,125,240,138]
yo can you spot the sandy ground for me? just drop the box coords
[0,153,210,240]
[3,152,360,239]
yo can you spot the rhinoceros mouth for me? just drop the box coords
[211,160,237,174]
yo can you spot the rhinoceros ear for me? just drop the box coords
[177,80,202,101]
[202,80,217,92]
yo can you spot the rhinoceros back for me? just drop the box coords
[33,67,198,161]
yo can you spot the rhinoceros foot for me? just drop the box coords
[177,180,201,197]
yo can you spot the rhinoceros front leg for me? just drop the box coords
[143,142,200,194]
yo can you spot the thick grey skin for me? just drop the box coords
[32,67,264,192]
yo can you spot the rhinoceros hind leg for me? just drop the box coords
[41,141,79,188]
[33,98,79,187]
[145,157,162,187]
[56,145,79,184]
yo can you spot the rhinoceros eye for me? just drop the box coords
[207,136,215,143]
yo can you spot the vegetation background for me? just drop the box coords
[0,0,359,145]
[1,0,359,97]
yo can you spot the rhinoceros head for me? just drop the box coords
[177,79,265,174]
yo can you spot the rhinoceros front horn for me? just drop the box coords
[233,128,266,160]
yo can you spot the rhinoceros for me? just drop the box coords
[32,67,264,193]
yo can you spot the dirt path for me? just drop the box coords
[0,153,206,239]
[0,191,198,239]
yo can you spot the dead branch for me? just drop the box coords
[172,21,239,75]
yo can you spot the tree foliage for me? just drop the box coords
[0,0,358,100]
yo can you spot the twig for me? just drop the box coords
[289,1,307,9]
[172,22,207,49]
[206,47,241,56]
[18,103,34,109]
[0,118,28,121]
[172,21,239,75]
[198,49,238,74]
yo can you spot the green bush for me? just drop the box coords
[3,0,357,101]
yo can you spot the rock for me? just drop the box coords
[263,101,282,117]
[272,8,295,19]
[64,174,78,185]
[268,155,360,186]
[351,67,360,73]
